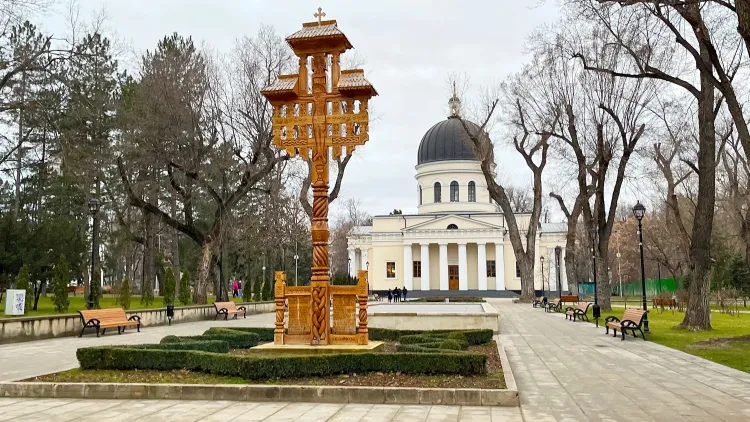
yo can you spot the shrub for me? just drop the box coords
[253,279,261,302]
[369,328,493,345]
[14,264,32,312]
[160,335,182,344]
[123,340,229,353]
[242,279,252,302]
[163,266,176,305]
[226,327,275,342]
[51,256,70,312]
[118,277,132,310]
[200,328,260,348]
[76,347,486,379]
[262,278,272,301]
[179,270,191,306]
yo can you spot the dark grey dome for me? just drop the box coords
[417,117,481,165]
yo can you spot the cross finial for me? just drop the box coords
[314,7,326,25]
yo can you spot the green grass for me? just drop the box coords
[585,307,750,373]
[0,294,252,318]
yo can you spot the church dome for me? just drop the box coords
[417,117,481,165]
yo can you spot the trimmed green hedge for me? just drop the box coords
[76,347,486,378]
[370,328,493,345]
[159,328,260,349]
[124,340,229,353]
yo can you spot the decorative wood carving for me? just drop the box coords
[274,271,286,344]
[262,10,375,346]
[332,295,357,335]
[357,270,369,345]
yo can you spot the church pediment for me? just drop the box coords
[404,214,504,232]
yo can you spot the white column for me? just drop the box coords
[495,242,505,290]
[561,248,569,292]
[348,248,356,277]
[420,243,430,291]
[439,243,449,291]
[403,244,413,290]
[458,242,468,291]
[548,249,557,291]
[477,242,487,291]
[534,235,540,289]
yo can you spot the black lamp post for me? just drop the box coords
[348,258,352,281]
[633,200,649,333]
[366,261,370,295]
[87,198,101,310]
[589,226,601,326]
[540,255,546,299]
[555,246,562,294]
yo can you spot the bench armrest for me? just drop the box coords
[564,307,575,312]
[605,316,620,323]
[85,318,101,326]
[128,315,141,322]
[237,306,246,312]
[620,319,640,329]
[217,308,228,313]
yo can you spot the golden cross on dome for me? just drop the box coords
[314,7,326,25]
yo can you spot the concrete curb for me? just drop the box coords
[495,334,518,394]
[0,382,519,407]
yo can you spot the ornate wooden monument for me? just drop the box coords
[262,9,376,346]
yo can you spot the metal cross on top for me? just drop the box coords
[261,13,377,345]
[314,7,326,25]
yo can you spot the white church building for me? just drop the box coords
[347,97,568,295]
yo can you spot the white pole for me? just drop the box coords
[616,231,623,297]
[295,241,298,286]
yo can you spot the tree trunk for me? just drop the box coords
[143,211,155,297]
[518,253,536,301]
[597,246,612,311]
[564,246,577,294]
[679,42,716,331]
[170,191,181,295]
[194,241,214,304]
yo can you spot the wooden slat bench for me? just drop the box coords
[78,308,140,337]
[545,298,562,313]
[532,296,546,308]
[565,302,591,321]
[214,301,247,320]
[605,309,648,340]
[560,295,580,304]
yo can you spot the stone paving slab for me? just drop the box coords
[0,398,522,421]
[488,298,750,422]
[0,312,274,382]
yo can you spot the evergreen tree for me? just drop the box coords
[163,266,176,305]
[141,273,154,307]
[262,278,272,301]
[14,264,32,312]
[253,278,261,302]
[118,277,131,310]
[242,279,252,302]
[179,270,191,306]
[51,255,70,312]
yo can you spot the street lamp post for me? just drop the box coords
[87,198,101,310]
[366,261,370,296]
[348,258,352,281]
[616,230,623,297]
[589,227,601,327]
[540,256,546,299]
[294,241,299,286]
[633,200,649,333]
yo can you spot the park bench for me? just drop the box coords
[214,301,247,320]
[565,302,591,321]
[560,295,579,304]
[78,308,140,337]
[605,308,648,340]
[532,296,546,308]
[545,298,562,313]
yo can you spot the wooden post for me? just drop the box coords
[357,270,368,345]
[274,271,286,345]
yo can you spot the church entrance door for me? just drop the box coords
[448,265,459,290]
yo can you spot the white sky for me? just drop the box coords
[37,0,571,218]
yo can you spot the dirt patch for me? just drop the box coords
[688,335,750,349]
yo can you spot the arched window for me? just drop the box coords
[434,182,441,203]
[468,181,476,202]
[447,224,458,230]
[418,185,422,205]
[450,181,459,202]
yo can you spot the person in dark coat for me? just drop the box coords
[402,287,408,301]
[394,287,401,302]
[388,289,392,303]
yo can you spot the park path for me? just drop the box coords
[0,312,275,382]
[488,298,750,421]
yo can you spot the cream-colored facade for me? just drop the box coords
[347,100,567,293]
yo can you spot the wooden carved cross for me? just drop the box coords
[314,7,326,25]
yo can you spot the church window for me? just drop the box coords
[419,186,422,205]
[413,261,421,278]
[434,182,441,203]
[515,262,521,278]
[447,224,458,230]
[450,181,459,202]
[487,260,496,277]
[468,181,476,202]
[386,262,396,279]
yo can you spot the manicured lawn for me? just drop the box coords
[585,307,750,373]
[0,294,250,318]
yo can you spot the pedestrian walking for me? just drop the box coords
[402,287,408,301]
[232,280,239,298]
[388,289,392,303]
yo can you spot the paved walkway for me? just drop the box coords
[0,399,523,421]
[489,298,750,421]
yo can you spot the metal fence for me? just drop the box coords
[576,279,679,297]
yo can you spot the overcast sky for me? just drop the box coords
[38,0,565,218]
